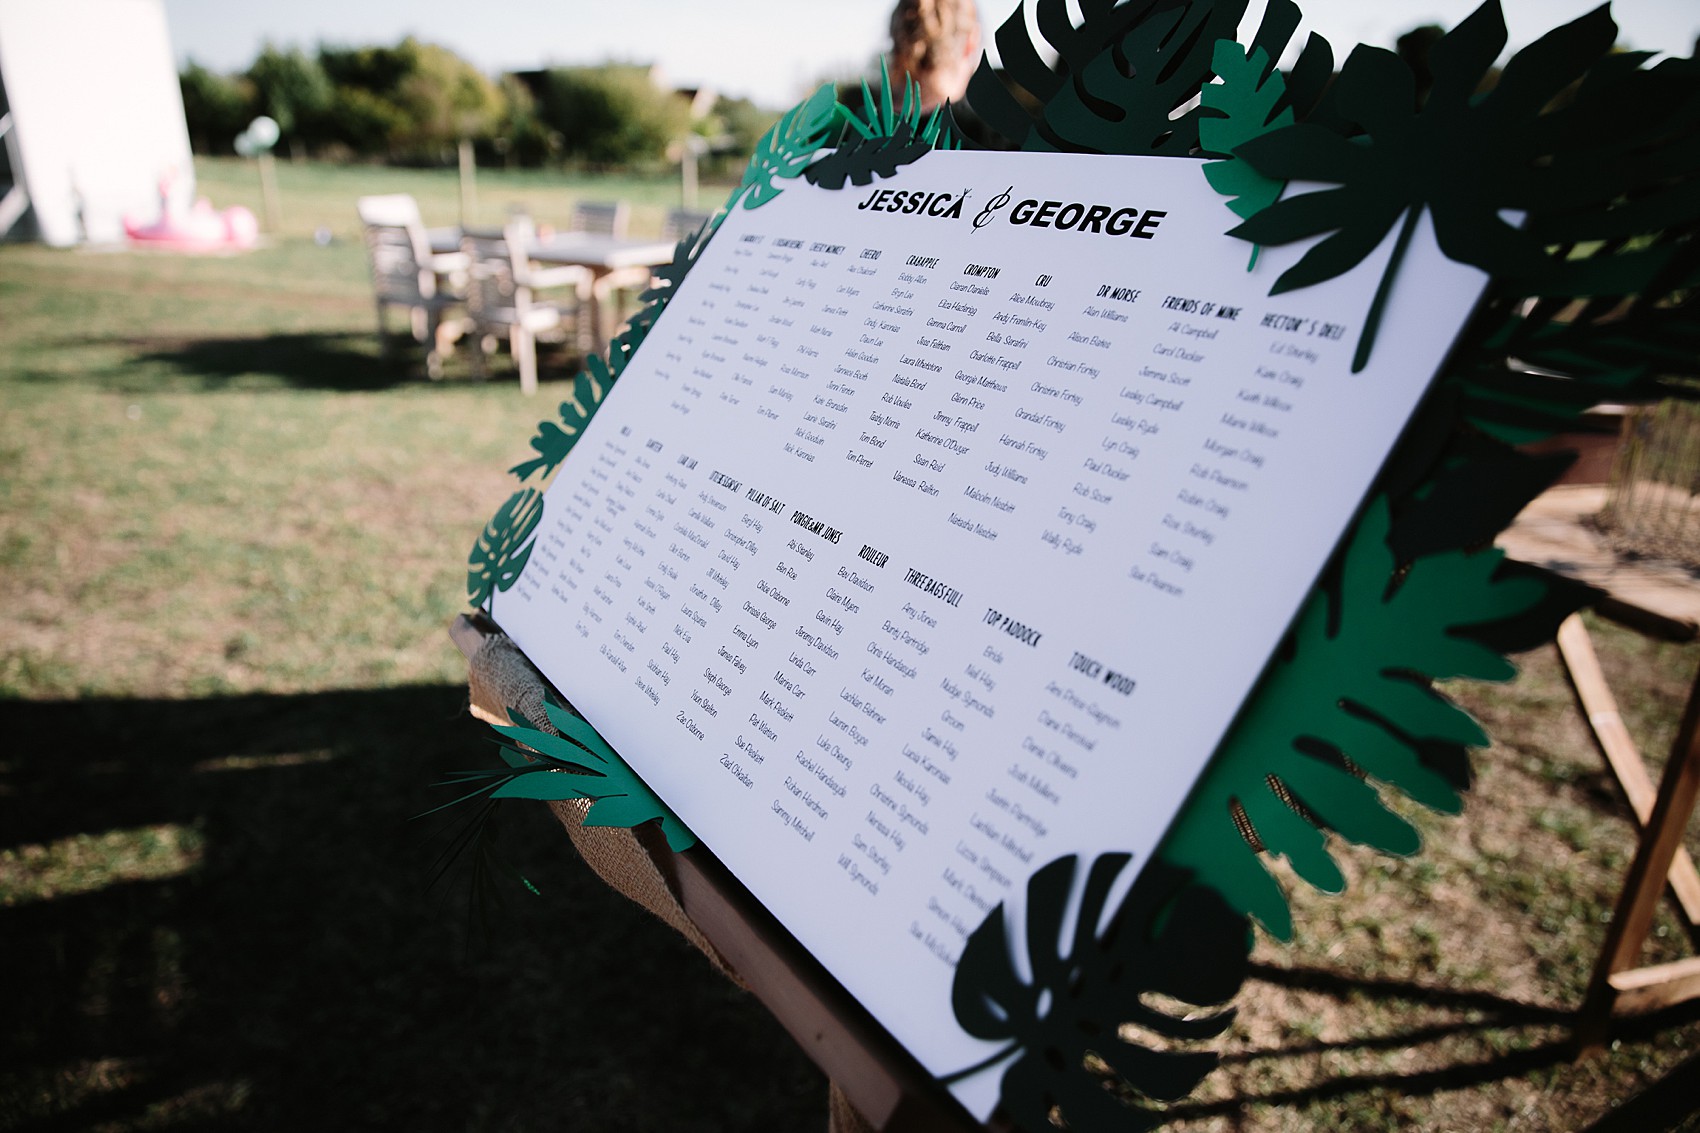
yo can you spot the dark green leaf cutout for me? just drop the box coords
[734,83,839,210]
[948,855,1247,1132]
[803,123,934,191]
[1386,440,1578,566]
[1039,0,1249,156]
[490,702,696,851]
[960,0,1337,158]
[805,64,960,191]
[1228,1,1627,371]
[466,488,544,613]
[1157,498,1546,938]
[964,0,1185,152]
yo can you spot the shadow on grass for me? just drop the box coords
[0,689,823,1132]
[120,332,580,394]
[20,331,580,394]
[1161,960,1700,1127]
[124,332,438,392]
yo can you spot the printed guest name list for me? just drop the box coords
[499,150,1492,1120]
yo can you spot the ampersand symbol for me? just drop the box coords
[973,186,1013,232]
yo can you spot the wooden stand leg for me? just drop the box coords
[1575,661,1700,1053]
[1557,615,1700,925]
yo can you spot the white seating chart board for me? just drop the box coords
[498,150,1491,1117]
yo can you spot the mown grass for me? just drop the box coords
[193,157,703,244]
[2,157,1698,1130]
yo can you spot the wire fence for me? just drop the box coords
[1596,400,1700,570]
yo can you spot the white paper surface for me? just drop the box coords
[497,150,1490,1118]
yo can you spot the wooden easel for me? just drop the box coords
[1497,485,1700,1049]
[450,614,980,1132]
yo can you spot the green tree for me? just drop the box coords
[389,41,506,157]
[701,95,779,171]
[245,45,332,159]
[316,39,504,161]
[493,74,555,167]
[178,61,253,154]
[536,64,691,166]
[317,42,414,156]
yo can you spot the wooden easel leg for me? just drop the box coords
[1557,615,1700,927]
[1576,662,1700,1054]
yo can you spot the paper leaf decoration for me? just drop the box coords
[735,83,839,210]
[1227,1,1623,371]
[1441,48,1700,445]
[965,0,1338,159]
[1199,41,1295,270]
[466,488,544,613]
[966,0,1227,153]
[1045,1,1248,156]
[509,370,609,482]
[490,702,697,851]
[1157,498,1545,937]
[804,65,959,191]
[506,221,721,486]
[949,855,1247,1132]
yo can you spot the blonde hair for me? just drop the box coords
[889,0,981,106]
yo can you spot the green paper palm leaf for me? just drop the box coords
[490,703,696,851]
[948,856,1247,1132]
[466,488,544,612]
[734,83,839,210]
[805,65,959,191]
[1158,498,1546,938]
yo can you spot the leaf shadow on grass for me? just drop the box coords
[1160,960,1700,1126]
[0,689,823,1132]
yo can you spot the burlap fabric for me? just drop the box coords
[465,630,737,979]
[465,628,879,1133]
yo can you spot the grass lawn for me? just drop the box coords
[2,157,1698,1131]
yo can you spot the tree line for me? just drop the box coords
[180,39,777,169]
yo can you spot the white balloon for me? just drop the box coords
[246,116,280,150]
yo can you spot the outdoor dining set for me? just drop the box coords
[356,192,708,392]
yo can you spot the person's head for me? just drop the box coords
[889,0,982,109]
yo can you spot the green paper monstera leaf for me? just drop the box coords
[467,488,544,613]
[1158,497,1547,937]
[735,82,839,210]
[965,0,1236,154]
[967,0,1328,158]
[1227,1,1624,371]
[949,855,1248,1132]
[510,369,611,483]
[1040,0,1247,156]
[1200,40,1297,269]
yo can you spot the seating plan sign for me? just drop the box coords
[491,148,1491,1118]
